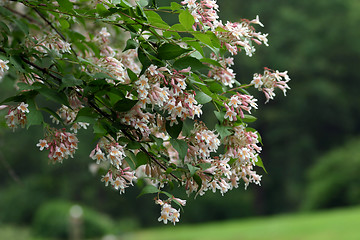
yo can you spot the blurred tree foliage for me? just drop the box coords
[1,0,360,227]
[302,138,360,210]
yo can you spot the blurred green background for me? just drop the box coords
[1,0,360,239]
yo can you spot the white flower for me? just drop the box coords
[0,59,9,73]
[17,102,29,113]
[36,139,49,151]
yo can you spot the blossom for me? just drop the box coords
[101,172,113,187]
[224,107,237,121]
[157,201,182,225]
[36,139,49,151]
[253,68,291,102]
[5,103,29,130]
[90,148,106,164]
[0,59,9,73]
[250,15,264,27]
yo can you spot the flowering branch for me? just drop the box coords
[0,0,290,225]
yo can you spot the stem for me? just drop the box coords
[32,8,78,57]
[4,6,41,24]
[0,150,23,185]
[221,83,254,95]
[33,8,66,41]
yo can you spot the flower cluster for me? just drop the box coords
[224,125,262,189]
[182,0,268,56]
[207,55,236,87]
[156,197,186,225]
[225,93,258,120]
[51,104,89,133]
[251,68,291,102]
[5,102,29,130]
[0,59,9,82]
[100,168,137,194]
[217,17,268,56]
[32,34,72,55]
[93,27,139,84]
[186,121,221,161]
[182,0,220,30]
[36,128,78,164]
[90,137,137,194]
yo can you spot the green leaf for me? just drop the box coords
[195,91,212,104]
[113,99,138,112]
[214,110,225,123]
[173,56,206,71]
[170,23,186,32]
[138,47,152,74]
[157,43,190,60]
[14,19,29,35]
[96,3,109,17]
[75,107,97,124]
[57,0,73,11]
[149,134,164,147]
[137,0,148,7]
[124,39,139,51]
[138,185,160,197]
[179,10,195,30]
[256,156,267,174]
[186,41,204,57]
[192,33,212,47]
[59,18,70,29]
[144,11,170,29]
[93,122,107,135]
[125,150,137,170]
[61,75,83,88]
[166,120,183,139]
[9,56,25,73]
[171,2,182,11]
[0,94,28,105]
[215,124,232,140]
[207,81,223,93]
[26,100,43,128]
[193,174,202,192]
[127,141,142,150]
[242,114,257,123]
[16,82,42,91]
[37,88,69,107]
[170,139,188,161]
[40,107,63,124]
[181,119,194,136]
[136,151,149,167]
[124,156,136,170]
[187,163,199,177]
[127,69,138,82]
[200,58,223,68]
[93,72,114,80]
[206,31,221,48]
[199,162,211,170]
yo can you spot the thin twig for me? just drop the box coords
[86,100,180,182]
[4,6,41,25]
[33,8,66,41]
[33,8,78,57]
[21,56,62,83]
[0,151,23,185]
[220,83,254,95]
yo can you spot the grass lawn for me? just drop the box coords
[2,206,360,240]
[123,206,360,240]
